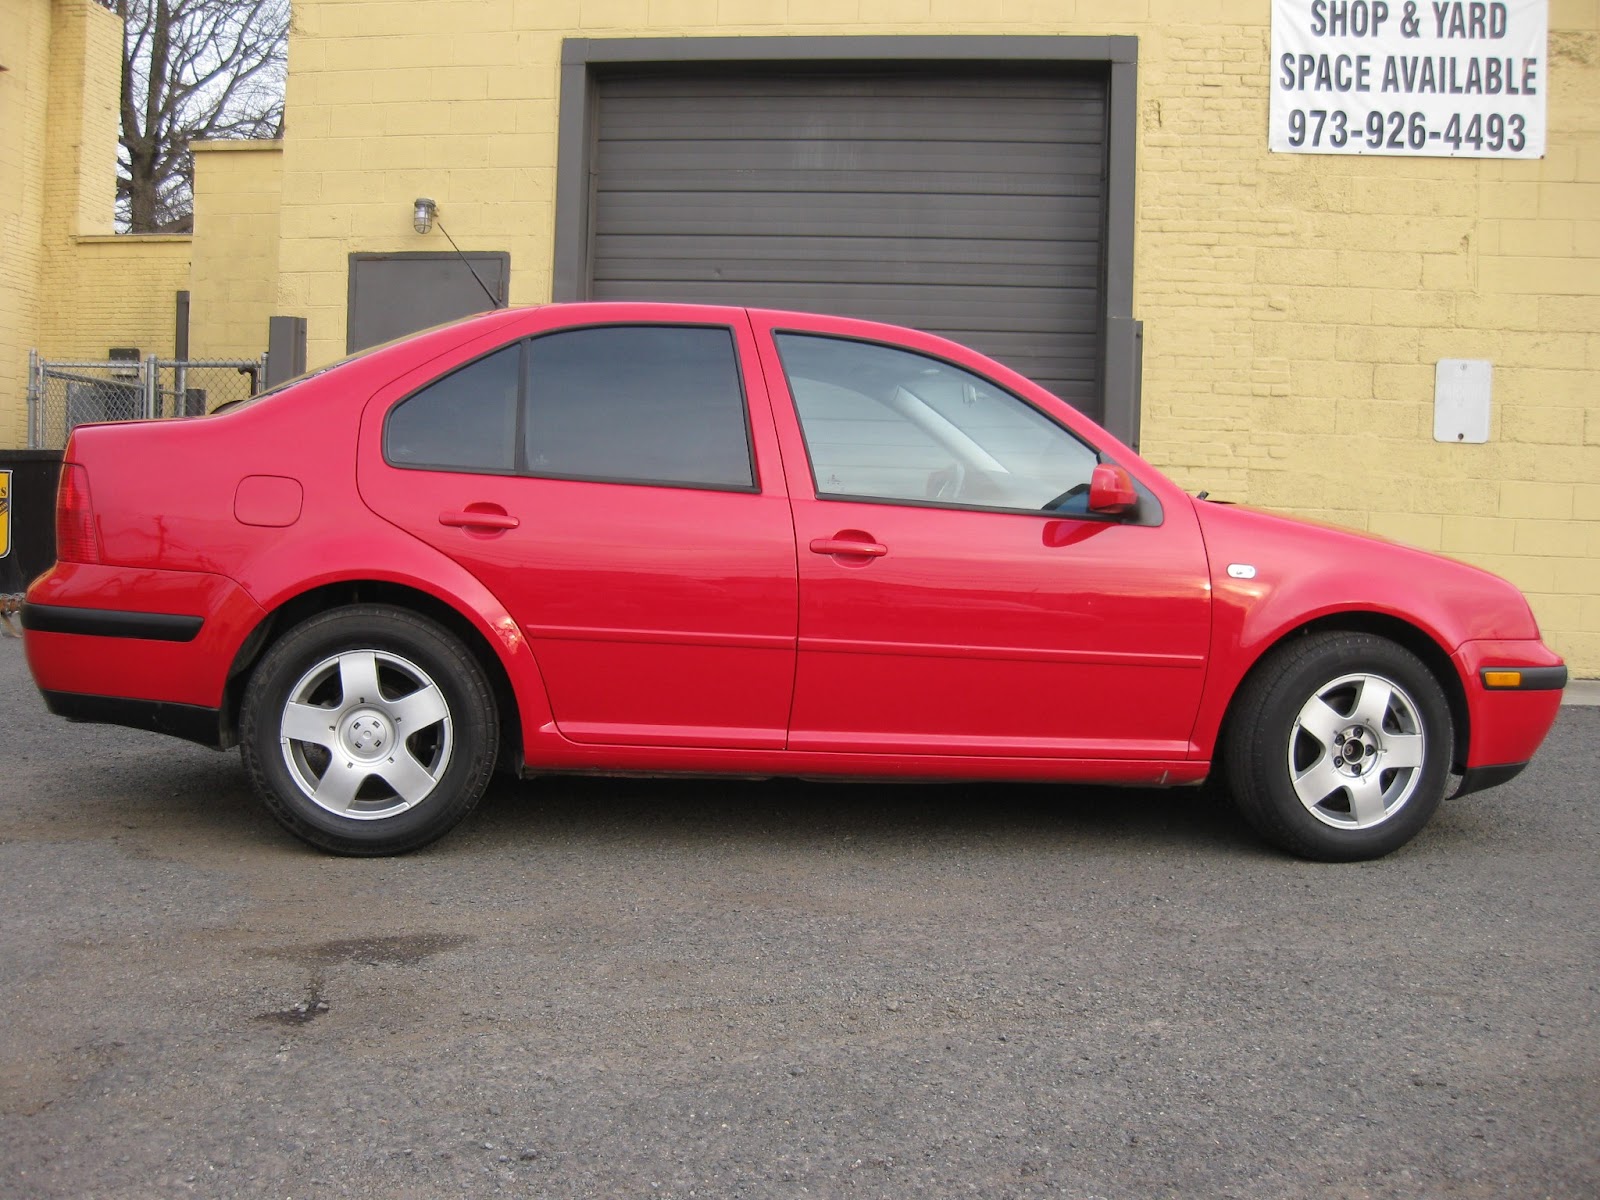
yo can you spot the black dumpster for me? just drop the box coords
[1,450,62,594]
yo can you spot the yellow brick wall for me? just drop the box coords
[1133,9,1600,673]
[46,0,118,239]
[189,141,283,360]
[0,0,194,445]
[35,0,192,366]
[0,0,62,447]
[40,237,194,363]
[6,0,1594,669]
[270,1,1600,673]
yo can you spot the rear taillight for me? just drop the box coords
[56,462,102,563]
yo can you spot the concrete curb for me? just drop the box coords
[1561,679,1600,707]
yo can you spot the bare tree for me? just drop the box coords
[104,0,288,233]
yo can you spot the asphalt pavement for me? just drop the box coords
[1,633,1595,1198]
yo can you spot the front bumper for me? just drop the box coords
[1452,638,1567,775]
[1454,761,1530,799]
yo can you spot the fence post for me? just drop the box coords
[143,354,159,419]
[26,349,40,449]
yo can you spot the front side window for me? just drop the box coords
[775,334,1099,513]
[525,326,754,489]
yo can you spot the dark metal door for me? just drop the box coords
[346,252,511,353]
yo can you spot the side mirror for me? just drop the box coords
[1087,463,1138,514]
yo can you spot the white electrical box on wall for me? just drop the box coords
[1434,359,1492,444]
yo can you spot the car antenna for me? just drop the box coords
[436,217,503,310]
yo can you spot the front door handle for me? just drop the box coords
[809,536,887,558]
[439,508,520,531]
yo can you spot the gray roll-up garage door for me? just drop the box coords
[589,69,1110,421]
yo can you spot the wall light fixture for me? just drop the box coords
[412,197,437,235]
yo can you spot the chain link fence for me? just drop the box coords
[26,351,267,450]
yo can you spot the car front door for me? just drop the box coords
[752,316,1211,763]
[359,309,798,750]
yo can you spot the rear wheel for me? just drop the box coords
[240,605,498,855]
[1224,632,1453,861]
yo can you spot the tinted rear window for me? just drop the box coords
[386,344,519,472]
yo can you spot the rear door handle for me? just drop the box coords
[439,509,520,531]
[809,537,887,558]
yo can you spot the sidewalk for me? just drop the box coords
[1563,679,1600,706]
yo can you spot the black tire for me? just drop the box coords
[239,605,499,855]
[1223,632,1454,862]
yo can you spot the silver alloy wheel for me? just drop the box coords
[1287,671,1427,830]
[278,649,454,820]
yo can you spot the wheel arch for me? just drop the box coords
[220,580,527,771]
[1214,611,1471,777]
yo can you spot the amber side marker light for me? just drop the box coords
[1478,666,1568,692]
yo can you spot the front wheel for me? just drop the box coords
[239,605,499,855]
[1224,632,1454,861]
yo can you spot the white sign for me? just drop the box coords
[1270,1,1547,157]
[1434,359,1492,442]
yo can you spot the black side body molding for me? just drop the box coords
[22,603,204,643]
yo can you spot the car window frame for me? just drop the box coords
[382,321,762,494]
[771,329,1158,524]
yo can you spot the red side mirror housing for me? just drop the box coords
[1087,463,1138,514]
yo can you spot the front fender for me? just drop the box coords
[1188,503,1541,761]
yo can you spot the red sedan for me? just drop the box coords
[22,304,1567,859]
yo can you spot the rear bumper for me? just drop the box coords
[40,690,227,749]
[1452,639,1566,773]
[23,562,265,714]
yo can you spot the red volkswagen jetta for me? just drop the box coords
[23,304,1566,859]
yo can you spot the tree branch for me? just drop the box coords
[114,0,288,232]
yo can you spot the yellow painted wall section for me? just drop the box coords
[272,0,1598,673]
[35,0,192,366]
[0,0,193,445]
[43,237,195,364]
[1135,9,1600,673]
[189,141,284,360]
[0,0,55,447]
[47,0,118,239]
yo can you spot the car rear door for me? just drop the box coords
[359,307,799,750]
[751,312,1212,763]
